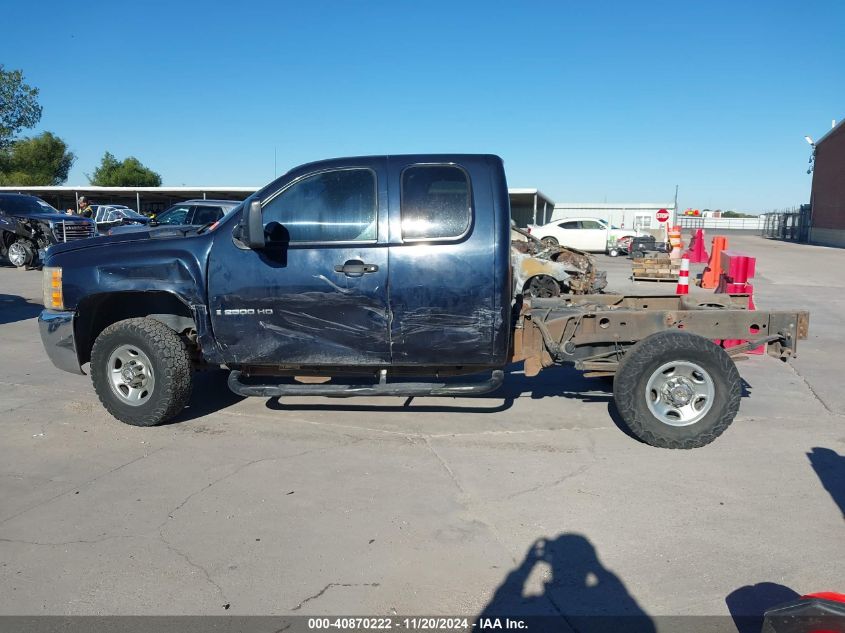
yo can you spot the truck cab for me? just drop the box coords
[206,154,511,371]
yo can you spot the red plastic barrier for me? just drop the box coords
[714,251,763,354]
[802,592,845,604]
[684,228,709,263]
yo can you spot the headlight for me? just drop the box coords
[43,267,63,310]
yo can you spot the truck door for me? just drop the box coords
[207,161,391,366]
[386,157,509,367]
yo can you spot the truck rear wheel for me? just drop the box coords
[613,330,741,448]
[91,318,193,426]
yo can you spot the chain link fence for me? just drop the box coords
[761,205,811,242]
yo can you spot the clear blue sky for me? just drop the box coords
[3,0,843,211]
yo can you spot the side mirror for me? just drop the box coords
[241,199,265,249]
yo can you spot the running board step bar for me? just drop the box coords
[227,370,505,398]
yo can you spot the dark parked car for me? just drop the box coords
[0,193,95,268]
[107,199,240,235]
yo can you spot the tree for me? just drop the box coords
[0,65,42,149]
[89,151,162,186]
[0,132,75,185]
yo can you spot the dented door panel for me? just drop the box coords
[207,157,391,366]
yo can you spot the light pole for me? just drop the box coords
[804,135,815,175]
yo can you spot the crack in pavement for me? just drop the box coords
[153,440,364,608]
[0,447,165,528]
[504,463,594,500]
[785,361,842,417]
[423,437,465,495]
[291,583,380,611]
[421,436,519,565]
[0,534,139,547]
[156,532,228,605]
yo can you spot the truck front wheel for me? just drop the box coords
[7,239,35,268]
[612,331,741,449]
[91,318,193,426]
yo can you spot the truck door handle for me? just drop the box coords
[334,260,379,277]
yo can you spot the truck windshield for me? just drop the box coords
[0,196,57,215]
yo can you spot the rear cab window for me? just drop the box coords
[400,165,471,240]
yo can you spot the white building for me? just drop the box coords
[551,202,676,232]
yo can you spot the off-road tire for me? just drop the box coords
[613,330,741,449]
[91,318,193,426]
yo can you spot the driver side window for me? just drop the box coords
[262,168,377,242]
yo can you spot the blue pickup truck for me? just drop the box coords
[37,154,809,448]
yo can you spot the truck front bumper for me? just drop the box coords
[38,309,84,375]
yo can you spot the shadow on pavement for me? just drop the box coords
[0,293,43,325]
[475,533,655,633]
[807,447,845,520]
[726,582,800,633]
[167,370,245,424]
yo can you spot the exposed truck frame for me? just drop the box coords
[512,293,808,376]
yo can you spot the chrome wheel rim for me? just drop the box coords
[8,242,27,267]
[107,344,155,406]
[645,360,715,426]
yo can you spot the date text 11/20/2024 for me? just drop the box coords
[307,617,527,630]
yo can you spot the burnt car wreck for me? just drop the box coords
[0,193,96,268]
[511,226,607,298]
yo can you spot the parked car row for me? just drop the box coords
[3,193,631,272]
[0,194,242,268]
[107,199,240,235]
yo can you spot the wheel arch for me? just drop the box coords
[75,291,196,365]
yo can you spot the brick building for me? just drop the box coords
[810,118,845,247]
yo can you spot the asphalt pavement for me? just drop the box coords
[0,234,843,623]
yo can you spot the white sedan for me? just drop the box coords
[528,217,642,254]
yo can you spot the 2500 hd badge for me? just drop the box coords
[215,308,274,316]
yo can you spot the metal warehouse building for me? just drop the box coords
[809,118,845,247]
